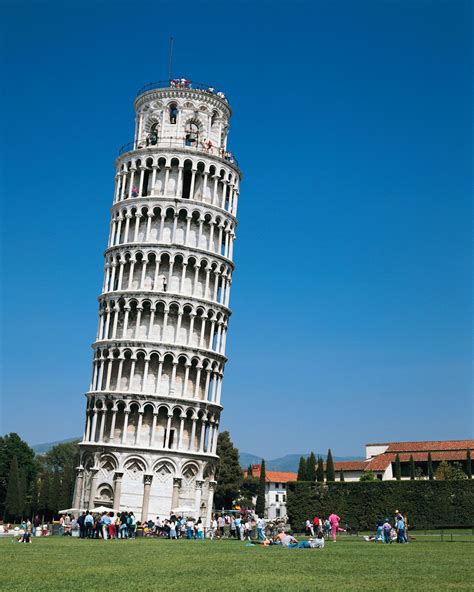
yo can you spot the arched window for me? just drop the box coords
[185,122,199,146]
[147,123,158,146]
[211,110,218,127]
[169,103,178,124]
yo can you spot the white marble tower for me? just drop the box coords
[73,79,241,525]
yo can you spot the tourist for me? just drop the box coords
[186,517,194,539]
[119,512,128,539]
[196,518,204,539]
[217,514,225,538]
[108,512,116,539]
[234,514,242,539]
[396,513,406,544]
[328,512,341,542]
[33,515,41,537]
[257,515,266,541]
[128,512,137,538]
[131,186,139,198]
[395,510,408,543]
[244,518,252,541]
[208,516,217,540]
[83,511,93,538]
[77,512,86,539]
[169,518,177,540]
[323,518,331,538]
[313,515,321,535]
[382,518,392,544]
[306,519,314,536]
[309,532,325,548]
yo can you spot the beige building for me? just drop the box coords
[73,79,242,525]
[244,465,297,519]
[331,440,473,481]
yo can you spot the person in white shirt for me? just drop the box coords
[309,533,325,548]
[209,517,217,540]
[257,516,266,541]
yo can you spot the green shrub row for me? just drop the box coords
[286,480,474,530]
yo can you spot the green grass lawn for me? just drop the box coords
[1,535,472,591]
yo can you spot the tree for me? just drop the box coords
[409,455,416,480]
[256,459,266,517]
[435,461,467,481]
[316,457,325,482]
[427,452,434,480]
[359,470,377,482]
[326,449,335,482]
[339,470,345,482]
[466,450,472,479]
[214,432,243,509]
[38,472,50,516]
[48,471,61,515]
[5,456,24,520]
[247,464,253,477]
[0,433,37,514]
[394,454,401,480]
[306,453,316,481]
[297,456,307,481]
[240,475,258,508]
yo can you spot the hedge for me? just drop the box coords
[286,480,474,531]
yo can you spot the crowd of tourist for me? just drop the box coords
[139,133,235,164]
[169,79,227,101]
[363,511,408,544]
[6,506,409,549]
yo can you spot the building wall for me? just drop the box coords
[365,444,389,459]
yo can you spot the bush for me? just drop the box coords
[286,480,474,530]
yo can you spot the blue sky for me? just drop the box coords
[1,0,472,458]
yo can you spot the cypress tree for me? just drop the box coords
[5,456,23,520]
[38,472,50,516]
[427,452,434,480]
[256,460,266,517]
[49,471,61,515]
[326,449,335,482]
[306,452,316,481]
[394,454,401,480]
[409,455,416,480]
[214,431,243,509]
[297,456,307,481]
[247,464,253,477]
[339,470,345,482]
[466,450,472,479]
[316,457,325,482]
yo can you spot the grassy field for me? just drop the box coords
[0,535,472,591]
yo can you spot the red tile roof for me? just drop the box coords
[331,449,471,473]
[244,464,297,483]
[368,450,469,471]
[329,461,370,472]
[368,440,474,453]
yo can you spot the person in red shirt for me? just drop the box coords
[313,515,321,534]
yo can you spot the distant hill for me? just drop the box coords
[240,452,363,473]
[32,437,81,454]
[30,439,362,470]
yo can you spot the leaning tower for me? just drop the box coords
[73,79,240,525]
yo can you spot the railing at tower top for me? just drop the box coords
[118,136,239,169]
[136,79,229,103]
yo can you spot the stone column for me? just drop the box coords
[189,169,197,199]
[73,467,84,509]
[109,408,118,441]
[205,481,217,528]
[171,477,182,511]
[113,471,124,513]
[89,467,99,509]
[190,418,197,451]
[150,412,158,447]
[195,480,204,516]
[141,474,153,523]
[122,410,129,444]
[178,416,185,448]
